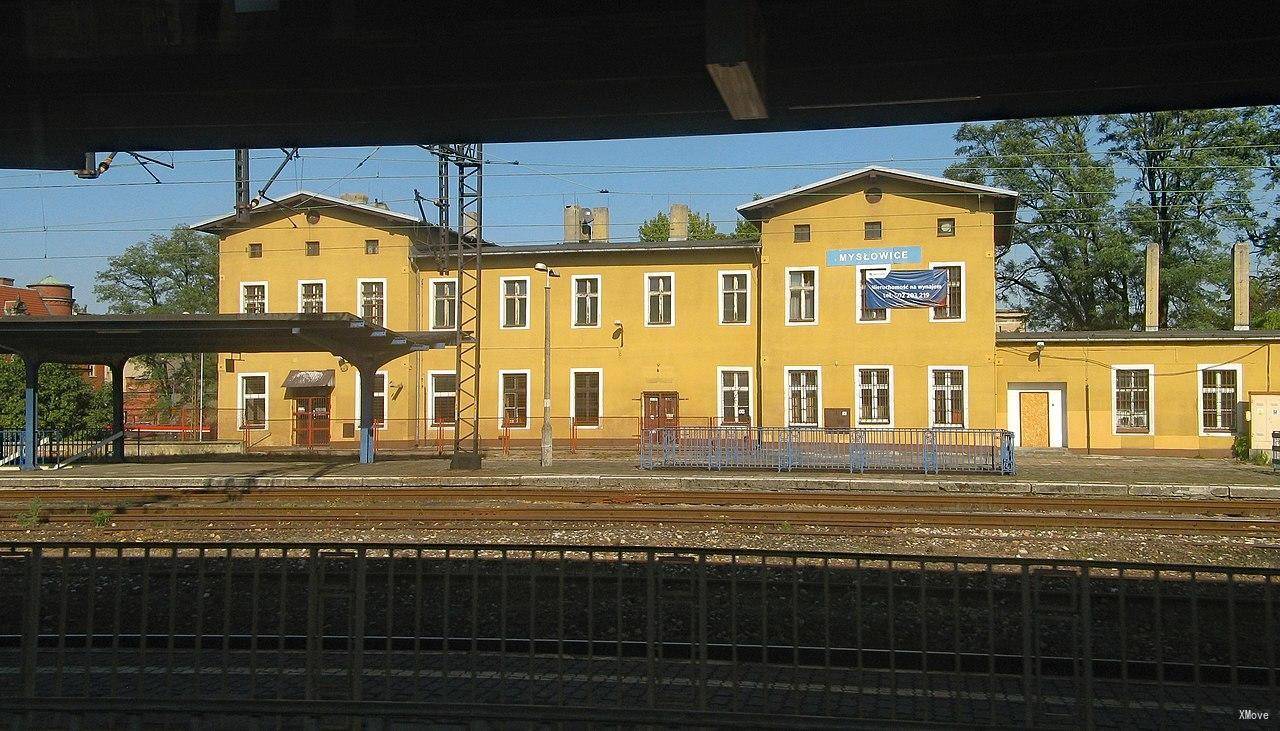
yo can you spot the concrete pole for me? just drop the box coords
[1234,241,1250,331]
[1144,242,1160,331]
[357,362,377,465]
[110,360,126,462]
[21,356,39,471]
[541,270,554,467]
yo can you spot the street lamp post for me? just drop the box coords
[534,262,560,466]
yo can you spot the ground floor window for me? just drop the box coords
[786,368,819,426]
[356,371,387,427]
[857,367,891,426]
[501,372,529,428]
[572,370,601,426]
[930,368,965,427]
[429,373,457,425]
[239,374,267,429]
[1114,367,1151,434]
[720,369,751,425]
[1201,366,1239,434]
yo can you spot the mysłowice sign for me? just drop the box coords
[864,269,949,308]
[826,246,921,267]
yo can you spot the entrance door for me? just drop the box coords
[642,392,680,430]
[1018,392,1050,448]
[294,396,331,446]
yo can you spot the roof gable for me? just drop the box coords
[191,190,422,233]
[736,166,1018,216]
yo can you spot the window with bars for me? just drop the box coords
[573,371,601,426]
[720,272,748,324]
[720,369,751,425]
[857,368,891,426]
[1201,368,1239,433]
[859,268,887,322]
[299,282,324,314]
[1114,368,1151,433]
[364,239,379,255]
[931,369,965,427]
[248,243,262,258]
[239,375,267,429]
[430,373,456,425]
[864,221,882,240]
[501,372,528,428]
[241,284,266,314]
[359,280,385,326]
[502,279,528,328]
[793,224,811,243]
[787,269,816,323]
[431,280,457,330]
[787,369,819,426]
[305,241,320,256]
[573,276,600,327]
[931,265,963,320]
[646,274,674,325]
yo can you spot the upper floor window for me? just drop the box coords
[864,221,882,240]
[364,239,379,255]
[793,224,811,243]
[720,271,749,325]
[931,264,963,321]
[1114,367,1151,434]
[248,243,263,258]
[1201,366,1240,434]
[431,279,457,330]
[573,275,600,327]
[299,281,325,314]
[241,283,266,314]
[930,368,966,428]
[937,218,956,237]
[786,268,816,324]
[858,268,888,322]
[501,277,529,328]
[646,273,674,326]
[359,279,385,326]
[305,241,320,256]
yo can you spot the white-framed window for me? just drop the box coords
[570,368,603,427]
[1112,365,1154,435]
[237,373,268,429]
[928,366,968,428]
[1199,363,1242,436]
[785,267,817,324]
[572,275,601,328]
[929,262,965,322]
[297,279,326,314]
[856,366,893,427]
[428,371,457,426]
[856,266,889,323]
[357,278,386,326]
[354,370,388,429]
[785,367,821,427]
[645,272,675,326]
[719,270,750,325]
[498,370,531,429]
[717,367,752,426]
[500,277,530,329]
[240,282,268,314]
[430,278,458,331]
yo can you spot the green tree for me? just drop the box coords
[0,360,112,436]
[94,226,218,416]
[637,210,729,241]
[947,117,1140,329]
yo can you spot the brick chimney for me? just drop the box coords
[29,276,74,315]
[563,204,586,242]
[1234,241,1250,331]
[668,203,690,241]
[589,207,609,242]
[1144,243,1160,331]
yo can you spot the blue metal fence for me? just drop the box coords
[0,429,114,468]
[639,426,1016,474]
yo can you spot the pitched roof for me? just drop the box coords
[466,238,759,258]
[191,190,423,232]
[32,275,69,286]
[0,285,51,315]
[736,166,1019,216]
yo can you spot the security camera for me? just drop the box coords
[613,320,622,327]
[1035,341,1045,350]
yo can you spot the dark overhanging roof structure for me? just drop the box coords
[4,1,1280,169]
[0,313,454,365]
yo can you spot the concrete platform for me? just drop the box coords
[1,450,1277,499]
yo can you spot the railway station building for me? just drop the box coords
[200,168,1280,456]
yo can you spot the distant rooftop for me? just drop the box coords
[468,238,760,257]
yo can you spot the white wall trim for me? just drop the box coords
[783,266,819,326]
[570,274,603,329]
[236,372,269,429]
[569,367,604,428]
[1197,362,1244,437]
[497,368,533,429]
[428,277,459,332]
[498,276,532,329]
[715,366,754,426]
[717,269,752,326]
[643,271,677,327]
[853,364,895,428]
[296,279,326,313]
[1005,382,1067,448]
[926,365,969,428]
[928,260,966,323]
[355,277,388,326]
[239,281,268,314]
[426,369,457,426]
[783,366,823,427]
[1110,364,1155,436]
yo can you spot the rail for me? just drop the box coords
[640,426,1017,474]
[0,542,1272,727]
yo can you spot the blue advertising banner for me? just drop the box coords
[863,269,949,309]
[826,246,921,267]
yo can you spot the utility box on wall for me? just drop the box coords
[824,408,850,430]
[1248,392,1280,459]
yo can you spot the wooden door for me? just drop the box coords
[642,392,680,430]
[294,396,331,447]
[1018,392,1050,448]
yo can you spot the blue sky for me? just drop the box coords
[0,122,962,310]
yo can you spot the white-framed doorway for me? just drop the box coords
[1006,383,1067,448]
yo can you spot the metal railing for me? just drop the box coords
[640,426,1017,474]
[0,429,115,468]
[0,542,1273,727]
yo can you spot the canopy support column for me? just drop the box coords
[110,359,127,462]
[21,356,40,471]
[356,360,378,465]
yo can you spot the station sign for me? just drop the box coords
[825,245,922,267]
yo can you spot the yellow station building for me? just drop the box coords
[199,167,1280,457]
